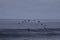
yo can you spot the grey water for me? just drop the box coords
[0,19,60,40]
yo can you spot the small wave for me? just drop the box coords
[0,29,60,37]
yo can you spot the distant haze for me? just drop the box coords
[0,19,60,22]
[0,0,60,19]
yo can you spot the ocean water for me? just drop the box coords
[0,19,60,40]
[0,19,60,29]
[0,35,60,40]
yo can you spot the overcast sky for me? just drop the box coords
[0,0,60,19]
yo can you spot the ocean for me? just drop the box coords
[0,19,60,40]
[0,35,60,40]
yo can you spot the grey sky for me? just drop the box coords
[0,0,60,19]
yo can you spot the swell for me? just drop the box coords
[0,28,60,37]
